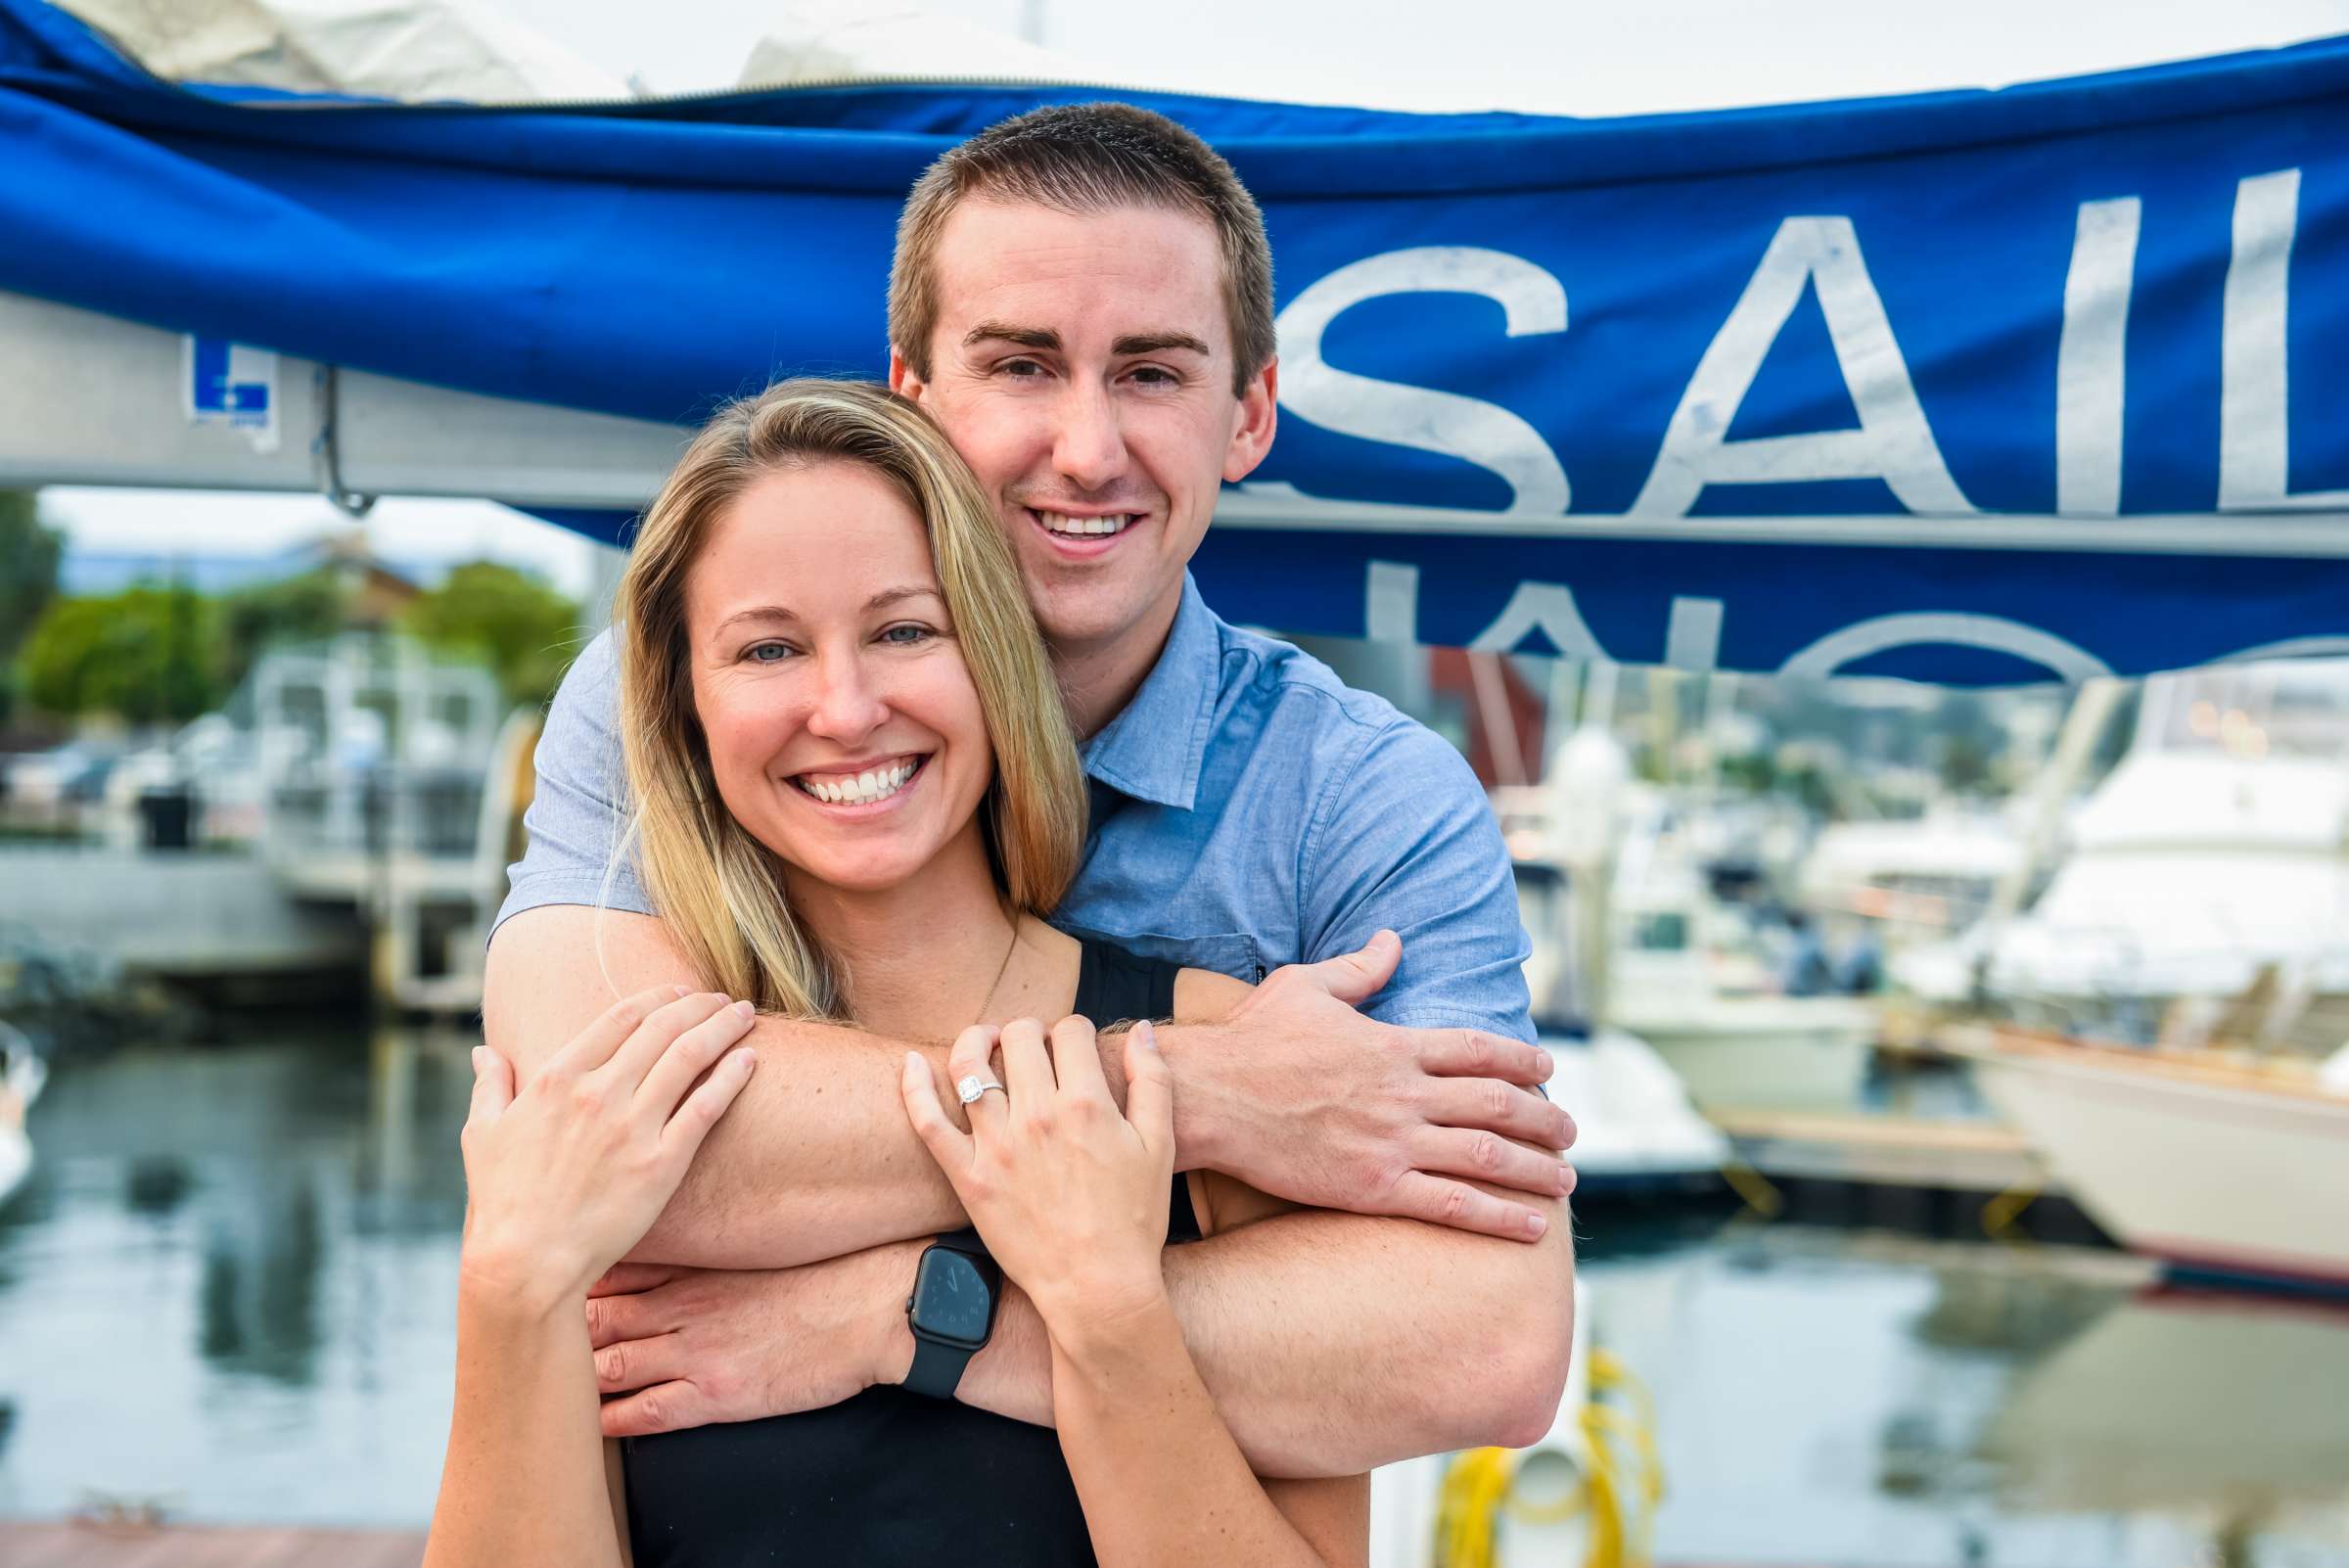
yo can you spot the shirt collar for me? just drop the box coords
[1080,575,1220,811]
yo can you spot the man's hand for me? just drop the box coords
[1169,930,1577,1241]
[585,1246,920,1437]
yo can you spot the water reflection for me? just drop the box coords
[0,1028,473,1525]
[356,1028,473,1234]
[1580,1225,2349,1567]
[197,1181,323,1384]
[1984,1287,2349,1541]
[1,1035,2346,1563]
[1907,1258,2120,1360]
[123,1156,193,1218]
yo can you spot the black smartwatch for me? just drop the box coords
[902,1227,1001,1399]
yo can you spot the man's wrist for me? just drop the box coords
[861,1238,924,1389]
[1153,1019,1235,1171]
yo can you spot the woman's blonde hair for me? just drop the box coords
[613,379,1085,1019]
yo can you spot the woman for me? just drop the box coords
[424,380,1368,1567]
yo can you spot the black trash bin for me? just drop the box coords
[138,785,197,851]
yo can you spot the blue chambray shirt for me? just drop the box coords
[496,575,1533,1041]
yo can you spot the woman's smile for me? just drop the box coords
[786,753,931,811]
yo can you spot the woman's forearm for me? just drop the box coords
[1048,1295,1350,1568]
[423,1265,627,1568]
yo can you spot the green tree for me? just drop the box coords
[0,491,63,725]
[219,567,349,690]
[18,583,222,723]
[0,490,61,660]
[400,561,580,706]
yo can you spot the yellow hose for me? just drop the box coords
[1433,1347,1663,1568]
[1718,1158,1784,1220]
[1434,1446,1515,1568]
[1981,1179,2042,1242]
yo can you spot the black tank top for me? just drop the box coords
[622,938,1190,1567]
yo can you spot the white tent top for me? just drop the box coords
[51,0,2349,113]
[53,0,628,101]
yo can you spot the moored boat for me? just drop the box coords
[1950,1027,2349,1291]
[1513,856,1731,1192]
[1542,1026,1730,1194]
[1615,991,1880,1114]
[0,1019,45,1205]
[1607,850,1880,1113]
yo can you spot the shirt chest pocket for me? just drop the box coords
[1092,929,1266,986]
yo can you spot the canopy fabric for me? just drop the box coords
[734,2,1104,94]
[45,0,626,103]
[6,0,2349,682]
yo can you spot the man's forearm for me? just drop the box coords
[620,1025,1197,1268]
[486,907,964,1268]
[637,1018,977,1267]
[949,1201,1575,1478]
[485,907,1197,1269]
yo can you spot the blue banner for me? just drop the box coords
[7,0,2349,680]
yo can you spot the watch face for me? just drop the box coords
[911,1250,993,1349]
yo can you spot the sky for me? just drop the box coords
[42,487,607,598]
[41,0,2349,594]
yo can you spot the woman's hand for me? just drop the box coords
[899,1017,1174,1335]
[461,986,759,1310]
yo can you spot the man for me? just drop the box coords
[485,102,1576,1481]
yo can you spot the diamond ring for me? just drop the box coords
[956,1073,1006,1106]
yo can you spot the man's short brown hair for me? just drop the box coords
[888,102,1275,398]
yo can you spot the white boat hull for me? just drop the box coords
[1965,1038,2349,1288]
[0,1130,27,1207]
[1542,1027,1729,1187]
[1618,997,1878,1112]
[0,1025,39,1207]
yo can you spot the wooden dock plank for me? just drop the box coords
[0,1520,1930,1568]
[0,1522,424,1568]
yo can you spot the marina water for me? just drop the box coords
[2,1029,2345,1567]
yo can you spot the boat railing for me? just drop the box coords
[261,768,486,863]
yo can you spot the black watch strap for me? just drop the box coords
[903,1228,995,1400]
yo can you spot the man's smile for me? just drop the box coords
[1023,505,1148,558]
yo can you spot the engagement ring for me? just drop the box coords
[956,1074,1005,1105]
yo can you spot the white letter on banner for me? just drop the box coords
[1632,217,1974,517]
[1364,560,1420,644]
[2056,197,2141,516]
[1469,582,1611,659]
[1664,597,1725,672]
[2219,168,2349,509]
[1276,249,1570,514]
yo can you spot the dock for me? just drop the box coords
[0,846,365,982]
[1704,1108,2111,1244]
[1713,1108,2045,1193]
[0,1523,1910,1568]
[0,1521,424,1567]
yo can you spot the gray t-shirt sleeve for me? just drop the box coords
[491,627,651,935]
